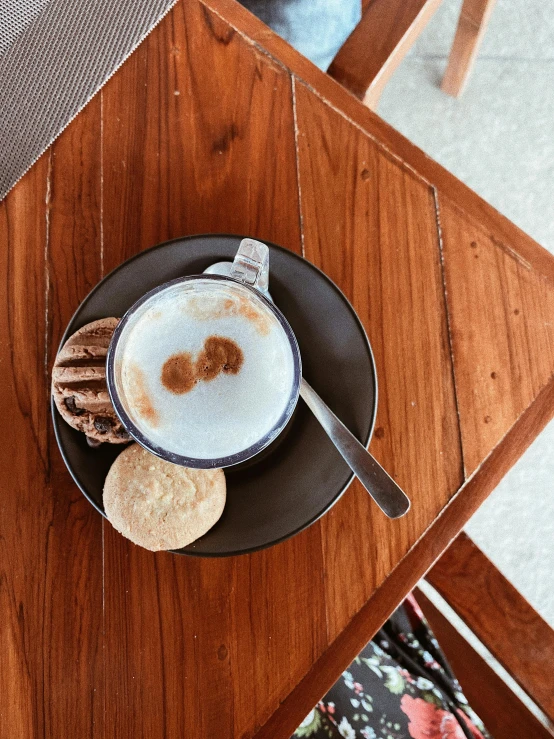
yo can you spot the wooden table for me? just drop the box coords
[2,1,554,737]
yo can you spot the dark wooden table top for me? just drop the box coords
[1,1,554,737]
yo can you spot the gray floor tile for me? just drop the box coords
[378,57,554,252]
[408,0,554,61]
[466,420,554,628]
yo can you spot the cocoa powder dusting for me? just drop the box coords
[127,364,160,426]
[196,336,243,380]
[161,352,196,394]
[236,297,270,336]
[184,295,270,335]
[161,336,243,395]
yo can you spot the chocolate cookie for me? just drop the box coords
[52,317,130,444]
[103,444,226,551]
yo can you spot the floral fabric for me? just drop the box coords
[293,594,491,739]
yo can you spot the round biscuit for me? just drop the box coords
[103,444,226,551]
[52,317,130,444]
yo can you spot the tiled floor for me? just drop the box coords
[378,0,554,626]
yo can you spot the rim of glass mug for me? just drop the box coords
[106,273,302,469]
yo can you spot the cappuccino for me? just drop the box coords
[111,278,297,461]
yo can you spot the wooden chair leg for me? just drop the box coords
[415,588,554,739]
[426,532,554,723]
[328,0,444,111]
[441,0,497,97]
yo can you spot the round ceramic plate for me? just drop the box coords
[52,235,377,556]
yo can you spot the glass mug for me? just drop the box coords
[107,239,301,468]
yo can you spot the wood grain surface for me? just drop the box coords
[294,79,463,641]
[440,198,554,476]
[0,101,105,738]
[427,533,554,721]
[100,4,326,738]
[45,98,105,738]
[1,0,554,737]
[0,155,50,739]
[202,0,554,288]
[416,588,554,739]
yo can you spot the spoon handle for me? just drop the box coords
[299,379,410,519]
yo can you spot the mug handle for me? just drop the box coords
[230,238,270,294]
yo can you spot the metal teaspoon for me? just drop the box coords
[300,378,410,519]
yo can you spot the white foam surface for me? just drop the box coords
[116,279,296,460]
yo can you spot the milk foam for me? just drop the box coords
[116,279,296,460]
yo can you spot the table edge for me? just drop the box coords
[193,3,554,733]
[6,2,553,735]
[253,371,554,738]
[201,0,554,289]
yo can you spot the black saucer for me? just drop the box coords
[52,235,377,556]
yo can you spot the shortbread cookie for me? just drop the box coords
[52,317,130,444]
[103,444,226,551]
